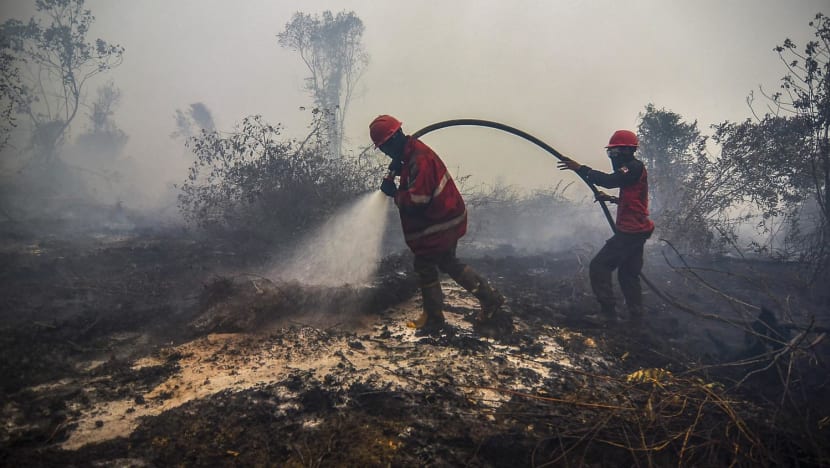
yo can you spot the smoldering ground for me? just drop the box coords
[1,191,828,466]
[2,2,829,466]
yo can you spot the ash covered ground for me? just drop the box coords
[1,222,828,467]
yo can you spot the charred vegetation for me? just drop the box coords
[1,4,829,467]
[1,212,827,466]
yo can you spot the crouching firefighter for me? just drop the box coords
[369,114,510,335]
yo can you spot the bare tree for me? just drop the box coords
[0,0,124,165]
[278,11,368,158]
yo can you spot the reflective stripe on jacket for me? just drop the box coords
[394,137,467,255]
[577,158,655,234]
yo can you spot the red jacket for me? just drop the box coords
[394,138,467,255]
[577,157,655,234]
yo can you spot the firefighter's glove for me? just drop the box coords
[595,191,618,204]
[387,158,403,176]
[381,178,398,197]
[557,159,582,171]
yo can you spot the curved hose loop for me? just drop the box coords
[412,119,616,233]
[412,119,673,298]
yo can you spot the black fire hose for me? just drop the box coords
[411,119,673,305]
[403,120,804,333]
[412,119,617,232]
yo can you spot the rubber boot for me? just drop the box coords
[454,267,506,322]
[627,304,644,325]
[586,303,618,326]
[407,282,445,332]
[478,284,506,322]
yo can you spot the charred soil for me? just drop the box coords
[1,226,828,467]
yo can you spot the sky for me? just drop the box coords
[1,0,827,202]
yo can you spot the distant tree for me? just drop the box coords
[87,82,121,134]
[75,81,127,159]
[171,102,216,141]
[278,10,368,158]
[636,105,741,253]
[0,50,22,152]
[712,116,813,222]
[188,102,215,133]
[638,104,701,217]
[0,0,124,165]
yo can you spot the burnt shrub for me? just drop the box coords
[178,114,384,245]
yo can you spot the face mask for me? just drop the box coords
[380,133,405,159]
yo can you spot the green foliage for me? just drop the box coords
[638,104,701,215]
[637,104,730,253]
[0,0,124,163]
[177,113,384,243]
[638,106,815,257]
[639,13,830,283]
[712,116,813,214]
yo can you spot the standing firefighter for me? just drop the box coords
[370,115,509,335]
[558,130,654,323]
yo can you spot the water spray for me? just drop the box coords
[272,191,390,287]
[281,119,651,293]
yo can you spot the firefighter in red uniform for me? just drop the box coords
[369,115,508,334]
[558,130,654,323]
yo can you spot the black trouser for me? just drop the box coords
[413,243,501,318]
[589,231,651,314]
[413,244,467,287]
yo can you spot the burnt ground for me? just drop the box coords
[1,223,828,467]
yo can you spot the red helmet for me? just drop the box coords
[606,130,639,148]
[369,115,402,147]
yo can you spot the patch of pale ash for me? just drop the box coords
[60,287,623,451]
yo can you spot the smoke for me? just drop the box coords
[466,203,607,255]
[270,191,390,287]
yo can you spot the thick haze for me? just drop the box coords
[2,0,826,202]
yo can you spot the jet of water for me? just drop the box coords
[273,191,390,287]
